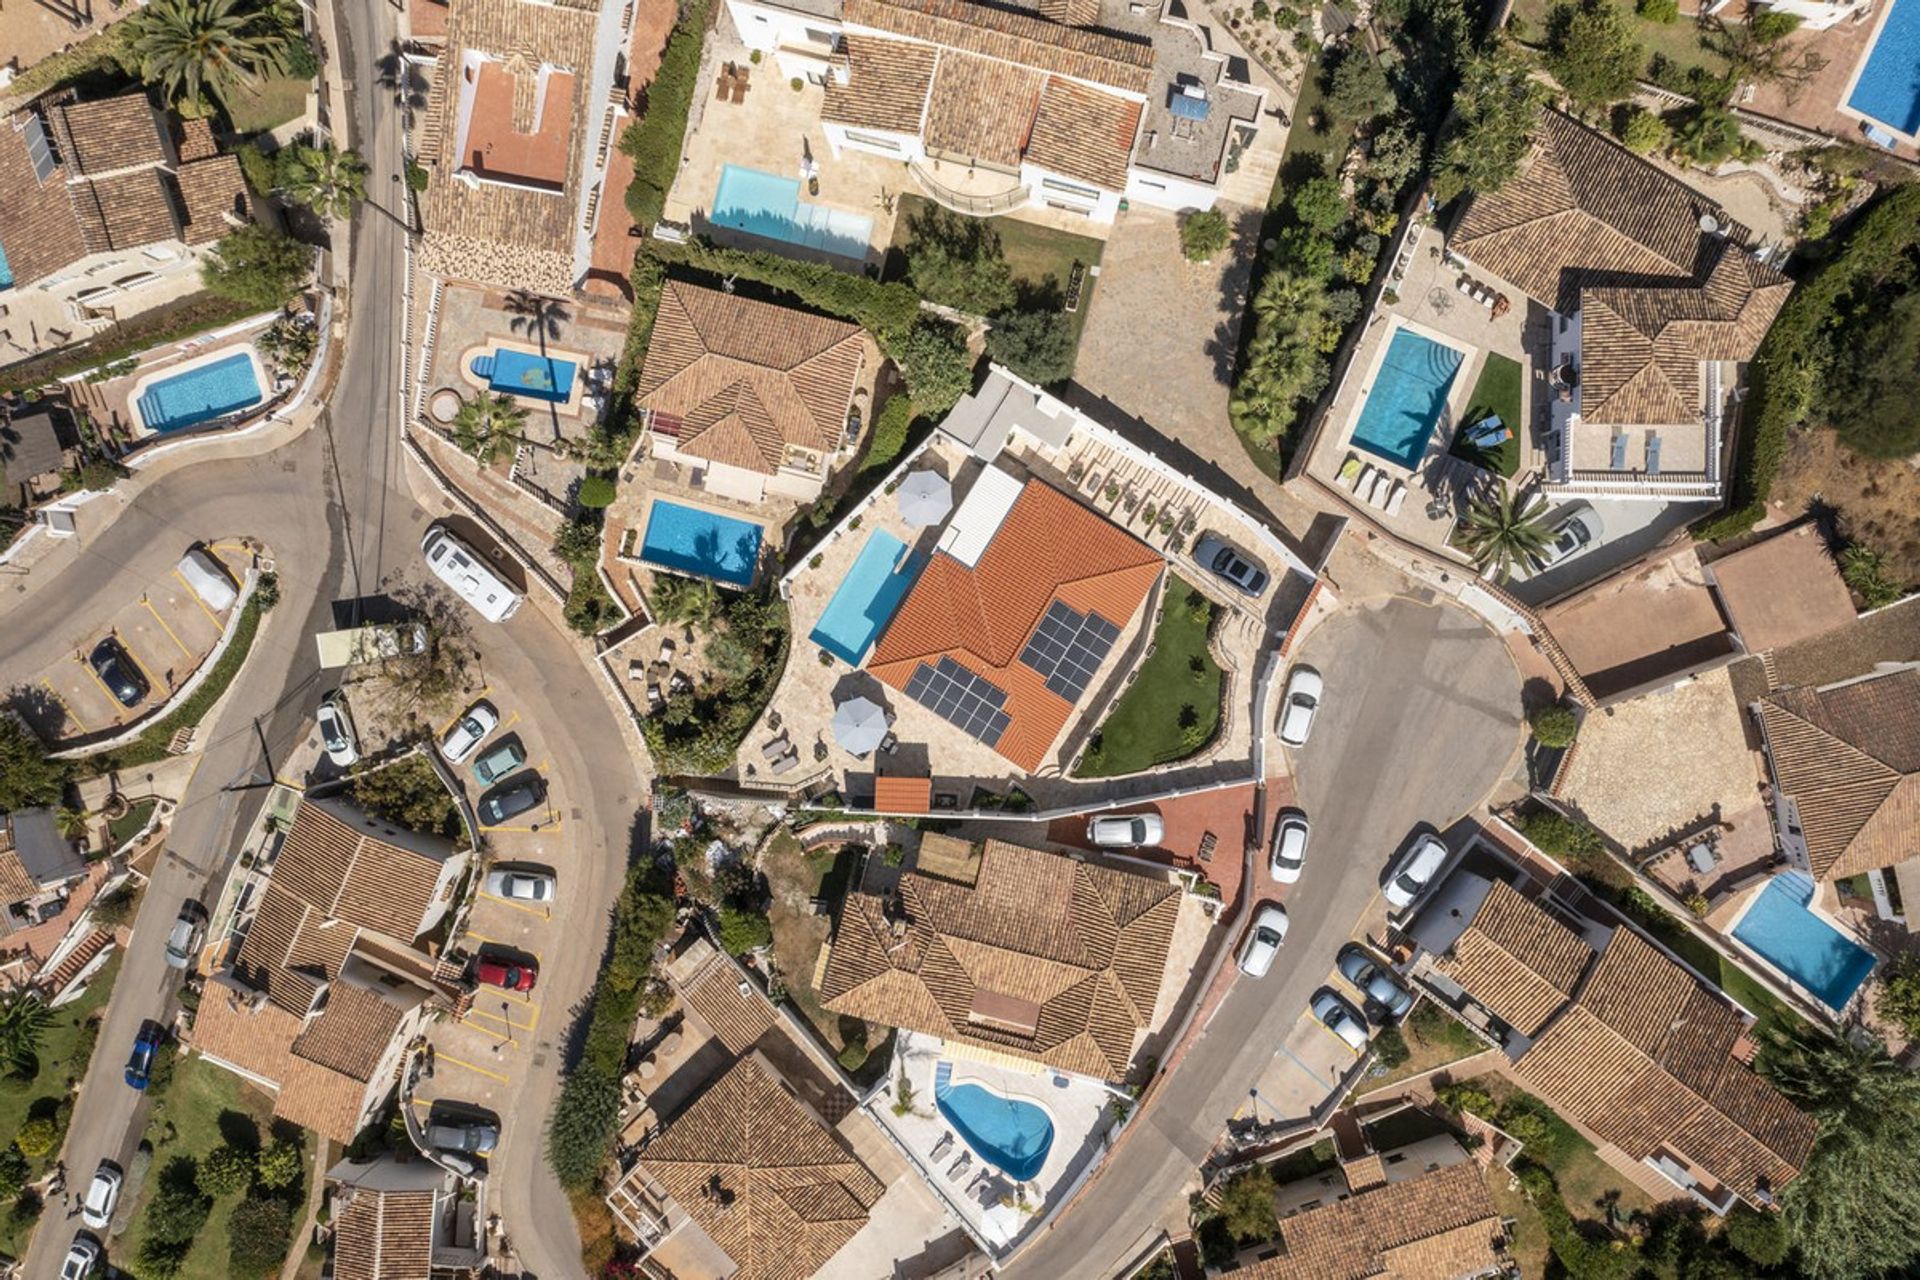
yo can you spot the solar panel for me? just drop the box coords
[904,657,1011,747]
[1019,600,1120,703]
[22,115,57,183]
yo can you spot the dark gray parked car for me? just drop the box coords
[425,1117,499,1155]
[1336,943,1414,1021]
[478,774,543,826]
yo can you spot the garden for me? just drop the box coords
[1075,578,1225,778]
[1447,352,1523,478]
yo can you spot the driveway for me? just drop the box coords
[1001,593,1523,1278]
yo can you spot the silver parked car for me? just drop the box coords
[1278,666,1322,747]
[1193,534,1270,596]
[1312,988,1371,1053]
[79,1162,122,1231]
[440,700,499,763]
[1238,904,1290,978]
[1384,833,1449,911]
[1088,813,1165,848]
[484,867,555,903]
[1536,504,1603,572]
[425,1117,499,1155]
[164,902,205,970]
[1336,944,1415,1021]
[1270,810,1309,884]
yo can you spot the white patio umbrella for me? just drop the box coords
[897,470,954,526]
[831,695,890,756]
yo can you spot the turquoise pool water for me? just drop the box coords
[136,351,264,433]
[935,1069,1053,1181]
[640,499,764,587]
[1848,0,1920,137]
[1350,328,1464,470]
[0,238,13,289]
[810,530,922,665]
[710,164,874,259]
[1732,872,1876,1011]
[473,348,577,403]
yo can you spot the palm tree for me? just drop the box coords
[55,807,90,843]
[277,142,369,220]
[125,0,292,110]
[0,993,53,1078]
[451,393,526,466]
[1456,485,1553,583]
[651,573,718,626]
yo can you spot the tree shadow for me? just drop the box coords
[6,682,70,742]
[218,1108,262,1153]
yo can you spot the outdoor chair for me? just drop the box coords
[1336,455,1363,490]
[628,659,646,680]
[947,1152,972,1179]
[761,735,790,762]
[1383,482,1407,516]
[647,683,664,711]
[930,1133,954,1162]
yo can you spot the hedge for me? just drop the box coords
[2,22,130,101]
[619,0,712,228]
[641,238,922,343]
[1697,185,1920,540]
[0,293,265,395]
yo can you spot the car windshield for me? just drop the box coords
[1255,926,1283,946]
[1393,871,1425,895]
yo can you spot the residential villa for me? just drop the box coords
[0,807,86,937]
[1449,110,1790,502]
[1406,869,1817,1212]
[723,0,1264,222]
[190,796,470,1145]
[0,91,251,356]
[637,279,877,504]
[324,1154,486,1280]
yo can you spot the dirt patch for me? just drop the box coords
[762,831,864,1055]
[1771,428,1920,590]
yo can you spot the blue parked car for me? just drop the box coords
[125,1021,165,1090]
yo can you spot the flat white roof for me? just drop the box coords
[936,464,1024,568]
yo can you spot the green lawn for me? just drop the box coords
[1509,0,1731,83]
[1360,1000,1487,1094]
[1449,352,1524,477]
[1074,576,1223,778]
[108,799,160,850]
[887,194,1105,339]
[219,73,312,134]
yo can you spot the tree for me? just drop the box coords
[1230,268,1329,445]
[1529,704,1578,747]
[859,395,914,473]
[651,573,719,626]
[1364,122,1424,192]
[201,225,313,310]
[1725,1203,1792,1266]
[0,719,64,810]
[1763,1026,1920,1280]
[1828,292,1920,459]
[576,476,616,509]
[1432,45,1548,201]
[1545,0,1644,109]
[1876,957,1920,1039]
[1323,49,1393,121]
[1636,0,1678,20]
[451,392,527,465]
[1180,209,1231,262]
[903,205,1017,316]
[199,1145,255,1197]
[227,1196,295,1277]
[1214,1166,1278,1242]
[1457,486,1553,583]
[548,1063,622,1188]
[125,0,293,109]
[717,906,773,956]
[1288,176,1347,236]
[13,1118,58,1159]
[346,756,457,836]
[1752,8,1802,40]
[985,309,1076,385]
[364,584,480,718]
[1672,104,1748,165]
[253,1139,303,1192]
[892,322,974,416]
[1519,809,1603,859]
[1618,106,1672,154]
[0,994,53,1079]
[0,1148,27,1201]
[140,1157,214,1278]
[275,142,368,218]
[552,514,602,569]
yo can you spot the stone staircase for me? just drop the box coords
[38,928,113,1000]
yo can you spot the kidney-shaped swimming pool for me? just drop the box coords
[936,1079,1054,1181]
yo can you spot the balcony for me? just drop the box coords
[909,160,1029,217]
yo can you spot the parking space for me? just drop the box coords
[16,544,248,741]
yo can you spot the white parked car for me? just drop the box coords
[423,526,522,623]
[1087,814,1165,848]
[176,547,238,612]
[484,867,555,902]
[1278,666,1322,747]
[316,691,359,767]
[1270,810,1309,884]
[1535,504,1604,572]
[79,1163,122,1230]
[1238,904,1290,978]
[440,700,499,762]
[1384,833,1450,911]
[1312,989,1371,1052]
[61,1235,100,1280]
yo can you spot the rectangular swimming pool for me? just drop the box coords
[1848,0,1920,137]
[1732,871,1877,1012]
[810,529,922,665]
[135,350,264,434]
[710,164,874,260]
[640,499,764,588]
[1349,327,1465,470]
[472,348,578,403]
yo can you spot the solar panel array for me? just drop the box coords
[22,115,57,183]
[904,657,1011,747]
[1019,601,1121,702]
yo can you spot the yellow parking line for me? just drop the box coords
[494,989,537,1009]
[40,679,91,733]
[435,1053,511,1084]
[76,655,127,709]
[477,891,552,918]
[496,710,521,734]
[173,568,224,626]
[480,812,563,834]
[118,634,164,694]
[468,1005,539,1035]
[142,598,195,658]
[436,689,493,736]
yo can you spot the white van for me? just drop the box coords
[176,548,238,613]
[422,527,522,623]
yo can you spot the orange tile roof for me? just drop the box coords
[869,478,1162,771]
[1234,1161,1503,1280]
[873,775,932,813]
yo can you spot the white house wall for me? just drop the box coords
[1125,166,1223,213]
[727,0,839,55]
[824,120,927,165]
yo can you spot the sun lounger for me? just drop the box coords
[669,672,693,696]
[647,683,664,711]
[657,638,676,664]
[1367,472,1394,508]
[628,659,646,680]
[1336,455,1363,490]
[1645,432,1663,475]
[930,1133,955,1162]
[1384,481,1407,516]
[1609,434,1628,470]
[760,735,791,762]
[770,749,800,776]
[947,1152,972,1179]
[1352,464,1377,500]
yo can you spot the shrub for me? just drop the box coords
[985,308,1076,385]
[1372,1025,1410,1069]
[1529,705,1579,748]
[1843,543,1907,608]
[405,159,429,192]
[1877,957,1920,1040]
[1323,49,1393,121]
[618,0,711,226]
[1180,209,1232,262]
[904,204,1017,315]
[1517,1163,1643,1279]
[1636,0,1677,20]
[859,395,915,473]
[253,1139,303,1192]
[201,225,313,311]
[227,1196,295,1278]
[642,239,921,342]
[717,906,773,957]
[892,321,975,415]
[1752,8,1801,40]
[1435,1081,1497,1118]
[1724,1203,1792,1265]
[1215,1166,1278,1241]
[0,292,262,395]
[198,1144,254,1197]
[576,476,616,509]
[1545,0,1644,108]
[9,1188,42,1229]
[0,1147,26,1200]
[549,1064,622,1188]
[1518,809,1603,860]
[13,1119,58,1160]
[1288,176,1346,235]
[139,1157,213,1278]
[1617,106,1671,155]
[1496,1093,1588,1168]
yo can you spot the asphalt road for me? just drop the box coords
[13,0,644,1271]
[1001,593,1522,1280]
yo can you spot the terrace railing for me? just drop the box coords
[908,162,1030,217]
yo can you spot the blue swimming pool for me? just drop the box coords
[1848,0,1920,137]
[1350,328,1465,470]
[472,348,577,403]
[810,530,922,665]
[710,164,875,259]
[936,1072,1054,1181]
[1732,872,1877,1012]
[640,499,764,587]
[0,238,13,290]
[135,350,264,433]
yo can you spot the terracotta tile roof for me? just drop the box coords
[1233,1162,1503,1280]
[191,974,303,1085]
[49,95,167,175]
[277,1052,379,1145]
[233,880,356,1013]
[1037,0,1100,24]
[639,281,868,476]
[923,51,1042,169]
[0,853,37,904]
[1513,928,1815,1200]
[1758,668,1920,879]
[636,1057,883,1280]
[873,774,932,813]
[680,950,778,1054]
[290,983,406,1081]
[175,155,250,245]
[821,35,934,134]
[1433,880,1592,1036]
[332,1184,434,1280]
[72,169,180,255]
[869,478,1163,771]
[1025,77,1141,190]
[0,107,87,288]
[842,0,1154,93]
[1708,523,1855,654]
[820,840,1179,1078]
[175,117,219,162]
[268,797,459,945]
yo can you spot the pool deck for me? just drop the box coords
[1747,4,1920,162]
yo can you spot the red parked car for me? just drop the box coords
[473,954,537,993]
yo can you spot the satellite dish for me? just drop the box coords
[1699,213,1721,234]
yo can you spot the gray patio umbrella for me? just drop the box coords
[897,470,954,526]
[831,695,890,756]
